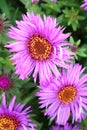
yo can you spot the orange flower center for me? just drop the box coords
[0,115,19,130]
[27,34,53,61]
[58,86,76,103]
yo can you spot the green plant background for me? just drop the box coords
[0,0,87,129]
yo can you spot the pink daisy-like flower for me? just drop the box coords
[80,0,87,11]
[50,123,80,130]
[0,93,36,130]
[6,12,73,83]
[36,64,87,125]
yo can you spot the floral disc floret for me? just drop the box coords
[58,86,76,103]
[28,34,53,61]
[0,115,19,130]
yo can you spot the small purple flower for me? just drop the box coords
[0,93,36,130]
[6,12,73,83]
[50,123,80,130]
[0,75,11,90]
[80,0,87,11]
[36,64,87,125]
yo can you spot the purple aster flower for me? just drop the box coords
[6,12,73,83]
[36,64,87,125]
[0,71,18,92]
[0,92,36,130]
[80,0,87,11]
[50,123,80,130]
[0,75,11,90]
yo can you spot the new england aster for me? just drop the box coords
[36,64,87,125]
[0,75,11,90]
[50,123,80,130]
[6,12,73,83]
[81,0,87,11]
[0,93,36,130]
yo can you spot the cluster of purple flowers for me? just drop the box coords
[0,0,86,130]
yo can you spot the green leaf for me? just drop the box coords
[0,0,10,19]
[69,36,74,44]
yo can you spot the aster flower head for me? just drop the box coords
[36,64,87,125]
[6,12,73,83]
[0,71,18,92]
[0,93,36,130]
[80,0,87,11]
[50,123,80,130]
[0,75,11,90]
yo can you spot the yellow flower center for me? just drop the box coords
[58,86,76,103]
[27,34,53,61]
[0,115,19,130]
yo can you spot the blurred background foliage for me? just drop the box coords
[0,0,87,129]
